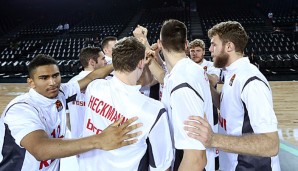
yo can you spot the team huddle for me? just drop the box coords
[0,19,280,171]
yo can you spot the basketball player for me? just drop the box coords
[0,54,142,171]
[79,37,173,171]
[184,21,281,170]
[101,36,117,65]
[159,19,214,171]
[67,47,107,139]
[189,39,220,170]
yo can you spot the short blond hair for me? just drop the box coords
[189,39,205,50]
[208,21,248,53]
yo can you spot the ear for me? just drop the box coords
[226,42,235,52]
[185,40,189,51]
[27,77,35,88]
[88,59,96,68]
[137,59,145,69]
[157,39,162,49]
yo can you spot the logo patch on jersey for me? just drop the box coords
[203,66,208,71]
[55,100,63,112]
[229,74,236,86]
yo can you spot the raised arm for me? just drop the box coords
[78,64,113,90]
[146,50,165,84]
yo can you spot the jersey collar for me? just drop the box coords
[29,88,59,106]
[111,76,141,92]
[225,57,249,72]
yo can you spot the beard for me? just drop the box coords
[213,49,229,68]
[191,55,203,64]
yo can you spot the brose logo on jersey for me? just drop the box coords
[229,74,236,86]
[55,100,63,112]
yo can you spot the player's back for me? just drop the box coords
[79,76,173,171]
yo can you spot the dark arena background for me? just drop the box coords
[0,0,297,170]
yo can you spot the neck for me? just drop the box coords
[197,59,204,65]
[226,52,243,67]
[84,67,94,71]
[163,50,186,73]
[114,70,138,86]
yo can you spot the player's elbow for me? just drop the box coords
[268,138,279,157]
[263,132,280,157]
[32,149,51,161]
[30,146,52,161]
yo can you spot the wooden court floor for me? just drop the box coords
[0,81,298,146]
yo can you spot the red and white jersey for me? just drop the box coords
[219,57,280,171]
[161,58,215,171]
[0,82,80,171]
[67,71,91,138]
[79,76,173,171]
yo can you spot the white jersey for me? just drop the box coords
[67,71,91,138]
[219,57,280,171]
[104,55,112,65]
[79,76,173,171]
[161,58,214,171]
[200,59,220,77]
[104,55,114,80]
[139,85,150,97]
[199,59,221,160]
[0,82,80,171]
[0,119,4,163]
[200,59,220,128]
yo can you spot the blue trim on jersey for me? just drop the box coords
[137,108,166,170]
[66,93,77,104]
[241,76,270,93]
[137,141,149,171]
[137,138,157,171]
[213,105,218,125]
[0,124,26,171]
[149,108,166,133]
[170,83,204,102]
[59,89,65,96]
[235,101,272,171]
[147,138,156,168]
[173,149,183,171]
[3,102,38,117]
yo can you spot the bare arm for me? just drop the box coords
[207,74,220,109]
[212,131,279,156]
[184,116,279,157]
[179,150,206,171]
[209,85,220,109]
[137,64,154,86]
[20,117,142,161]
[147,50,165,84]
[78,64,113,90]
[150,42,164,66]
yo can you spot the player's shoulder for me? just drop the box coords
[141,95,165,114]
[237,63,265,82]
[89,78,109,87]
[2,93,39,117]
